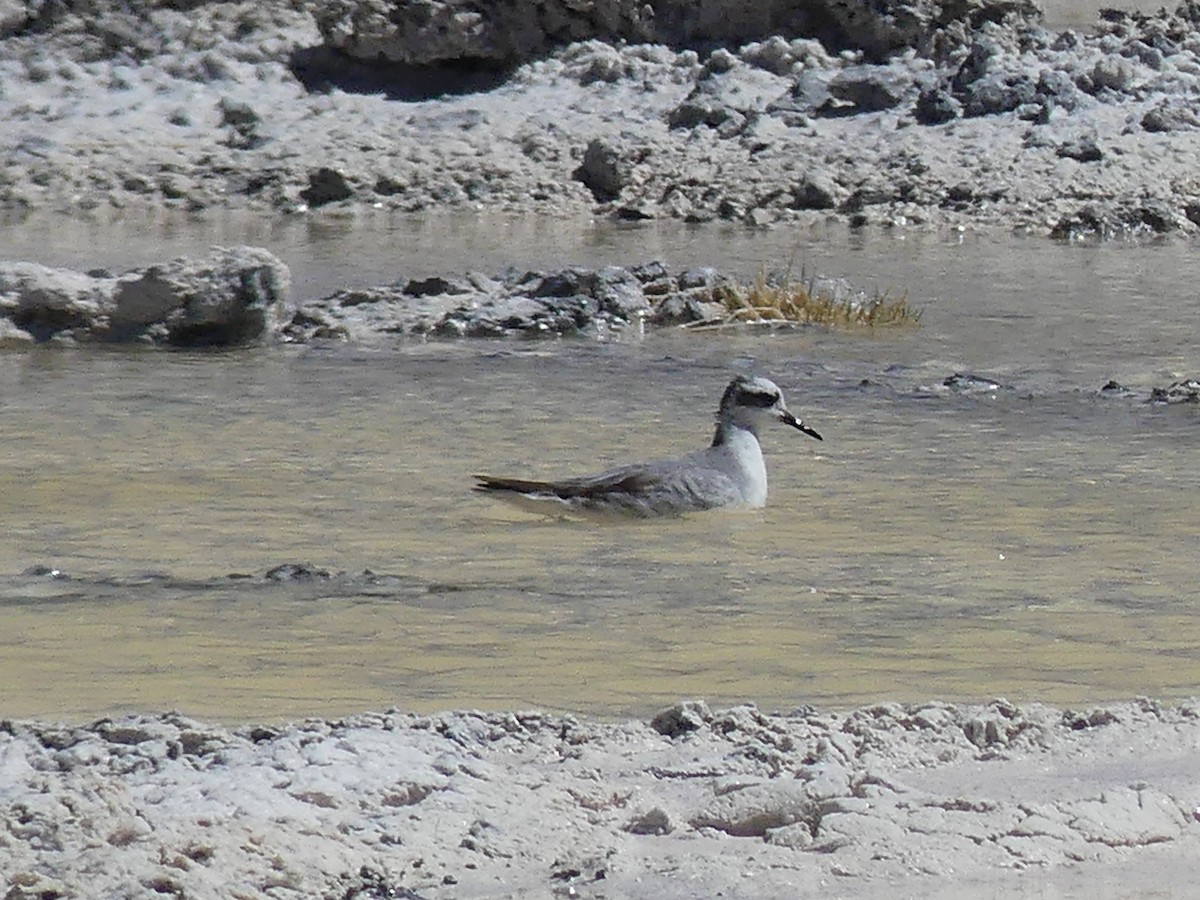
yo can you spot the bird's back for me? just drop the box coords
[474,439,764,516]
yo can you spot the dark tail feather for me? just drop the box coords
[474,474,562,495]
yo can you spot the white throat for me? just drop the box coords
[715,422,768,507]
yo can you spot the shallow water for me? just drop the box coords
[1,213,1198,722]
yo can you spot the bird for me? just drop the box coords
[474,375,822,517]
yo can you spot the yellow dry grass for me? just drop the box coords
[688,271,920,331]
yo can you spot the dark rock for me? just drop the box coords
[300,167,353,207]
[111,246,292,346]
[951,38,1004,94]
[1141,99,1200,133]
[439,294,597,338]
[625,807,674,835]
[1136,199,1178,232]
[1056,135,1103,162]
[1035,68,1082,112]
[651,294,725,326]
[530,269,589,298]
[264,563,333,582]
[841,185,897,213]
[1063,708,1120,729]
[404,276,472,297]
[791,174,840,210]
[1148,379,1200,404]
[575,138,644,202]
[943,372,1004,393]
[315,0,1041,67]
[1049,205,1111,239]
[827,65,910,112]
[943,182,975,204]
[677,267,720,290]
[630,261,670,283]
[651,701,712,737]
[218,96,265,149]
[1098,379,1135,397]
[592,266,651,319]
[1,247,291,346]
[1088,56,1135,95]
[962,72,1037,117]
[669,93,744,134]
[21,564,68,579]
[913,86,961,124]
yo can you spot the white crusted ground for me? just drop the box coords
[3,698,1198,898]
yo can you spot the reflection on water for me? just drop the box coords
[1,215,1198,722]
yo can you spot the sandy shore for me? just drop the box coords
[3,698,1199,898]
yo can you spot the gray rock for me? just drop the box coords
[439,294,593,338]
[0,261,109,341]
[739,36,830,75]
[218,96,266,150]
[828,65,913,112]
[1141,98,1200,132]
[777,70,835,117]
[913,85,961,124]
[1089,56,1136,94]
[592,266,651,319]
[1056,134,1103,161]
[963,72,1038,117]
[791,173,841,209]
[651,700,712,737]
[961,699,1028,748]
[110,246,292,345]
[1036,68,1084,112]
[0,247,291,345]
[764,821,814,847]
[300,167,354,207]
[669,87,748,135]
[1064,787,1186,846]
[691,780,815,837]
[290,261,729,340]
[575,138,644,202]
[625,806,674,835]
[942,372,1006,394]
[1148,379,1200,404]
[0,316,36,346]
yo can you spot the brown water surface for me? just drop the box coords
[1,214,1198,722]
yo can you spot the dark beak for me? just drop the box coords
[781,410,823,441]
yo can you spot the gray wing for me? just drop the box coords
[475,454,741,516]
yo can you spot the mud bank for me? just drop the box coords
[4,1,1200,235]
[3,698,1199,898]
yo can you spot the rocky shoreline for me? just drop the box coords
[4,1,1200,235]
[4,248,1199,405]
[3,696,1199,898]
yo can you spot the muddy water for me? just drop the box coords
[1,214,1198,723]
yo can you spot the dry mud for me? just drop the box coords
[3,699,1200,898]
[5,1,1200,235]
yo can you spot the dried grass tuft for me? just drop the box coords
[687,270,921,331]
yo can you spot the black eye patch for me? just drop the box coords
[739,390,779,408]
